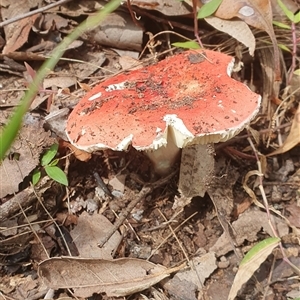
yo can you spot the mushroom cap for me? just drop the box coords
[66,50,261,152]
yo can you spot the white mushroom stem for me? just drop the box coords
[146,139,215,198]
[145,126,182,175]
[145,114,215,197]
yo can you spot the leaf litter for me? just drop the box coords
[1,0,300,299]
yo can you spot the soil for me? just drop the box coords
[0,1,300,300]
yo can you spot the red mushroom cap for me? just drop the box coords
[66,50,261,153]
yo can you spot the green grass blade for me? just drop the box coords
[172,41,201,49]
[276,0,296,22]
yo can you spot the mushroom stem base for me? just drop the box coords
[178,144,215,198]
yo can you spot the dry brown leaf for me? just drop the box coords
[213,0,281,80]
[1,0,42,54]
[286,203,300,228]
[4,19,36,52]
[163,252,217,300]
[38,257,170,297]
[267,106,300,156]
[70,211,121,259]
[0,117,54,198]
[60,140,91,162]
[210,208,289,257]
[130,0,191,16]
[204,17,256,55]
[89,12,143,51]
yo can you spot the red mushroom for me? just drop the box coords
[66,50,261,184]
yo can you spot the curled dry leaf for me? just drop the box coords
[204,17,256,55]
[267,105,300,156]
[213,0,281,80]
[1,0,41,54]
[129,0,191,16]
[0,118,54,198]
[191,0,281,79]
[38,257,170,297]
[60,140,91,162]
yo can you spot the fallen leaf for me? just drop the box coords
[210,209,288,257]
[130,0,191,16]
[163,252,217,300]
[0,116,54,198]
[204,17,256,55]
[213,0,281,80]
[2,10,40,54]
[228,237,280,300]
[286,203,300,228]
[38,257,170,297]
[89,12,143,51]
[70,211,121,259]
[60,140,91,162]
[267,105,300,156]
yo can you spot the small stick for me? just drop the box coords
[98,171,177,247]
[0,0,71,28]
[93,171,113,197]
[192,0,203,48]
[98,185,151,247]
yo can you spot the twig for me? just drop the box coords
[0,176,51,221]
[32,183,73,257]
[98,171,177,247]
[98,185,151,247]
[0,0,72,28]
[93,171,113,197]
[192,0,204,48]
[147,211,197,260]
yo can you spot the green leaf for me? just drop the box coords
[241,237,280,265]
[293,69,300,76]
[45,166,68,186]
[295,11,300,24]
[228,237,280,300]
[41,144,58,166]
[197,0,223,19]
[272,20,291,29]
[276,0,295,22]
[277,43,291,52]
[49,158,59,167]
[32,169,41,185]
[172,41,201,49]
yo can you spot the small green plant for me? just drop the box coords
[197,0,222,19]
[32,144,68,186]
[172,0,222,49]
